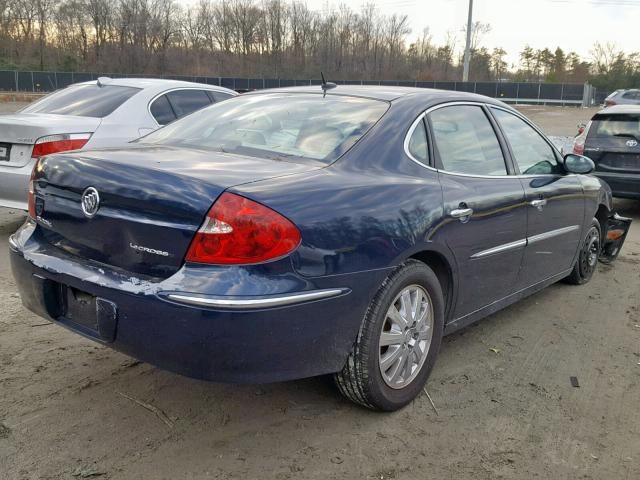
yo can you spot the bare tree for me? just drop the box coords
[5,0,635,90]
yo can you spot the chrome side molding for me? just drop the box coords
[470,239,527,259]
[470,225,580,259]
[163,288,349,309]
[528,225,580,244]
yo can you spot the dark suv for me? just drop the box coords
[573,105,640,199]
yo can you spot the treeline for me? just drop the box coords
[0,0,638,90]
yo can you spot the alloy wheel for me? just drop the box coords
[378,285,434,389]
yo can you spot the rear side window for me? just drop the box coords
[429,105,507,176]
[590,114,640,138]
[407,118,429,164]
[207,91,235,103]
[622,91,640,100]
[166,90,212,118]
[22,84,140,118]
[491,108,561,175]
[150,95,177,125]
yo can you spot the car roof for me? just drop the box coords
[596,104,640,115]
[245,85,506,105]
[74,77,235,93]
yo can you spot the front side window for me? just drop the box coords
[491,108,561,175]
[140,93,389,164]
[166,89,212,118]
[22,84,140,118]
[429,105,507,176]
[407,118,428,164]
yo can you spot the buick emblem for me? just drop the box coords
[626,139,638,147]
[81,187,100,218]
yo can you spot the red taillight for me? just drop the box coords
[605,100,617,107]
[573,140,585,155]
[27,162,38,218]
[31,133,91,158]
[185,192,301,265]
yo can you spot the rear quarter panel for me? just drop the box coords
[231,97,452,279]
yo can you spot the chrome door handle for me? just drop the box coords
[530,199,547,210]
[450,208,474,221]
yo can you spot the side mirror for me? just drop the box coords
[564,153,595,174]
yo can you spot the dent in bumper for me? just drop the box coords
[9,232,388,383]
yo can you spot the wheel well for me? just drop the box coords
[595,204,609,235]
[410,251,454,321]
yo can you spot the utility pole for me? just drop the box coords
[462,0,473,82]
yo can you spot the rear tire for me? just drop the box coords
[334,260,445,411]
[565,218,601,285]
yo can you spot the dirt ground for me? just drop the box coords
[1,104,639,480]
[0,102,29,114]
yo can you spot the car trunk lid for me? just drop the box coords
[0,113,100,167]
[33,145,320,278]
[586,112,640,172]
[585,136,640,173]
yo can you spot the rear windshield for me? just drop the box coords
[22,84,141,118]
[590,114,640,139]
[139,93,389,164]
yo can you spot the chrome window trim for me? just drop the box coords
[403,111,430,168]
[147,87,237,127]
[164,288,348,310]
[403,100,566,179]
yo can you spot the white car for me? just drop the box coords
[0,77,236,209]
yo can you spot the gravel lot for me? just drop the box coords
[1,103,639,480]
[0,101,29,114]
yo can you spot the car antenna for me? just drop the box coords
[320,72,336,97]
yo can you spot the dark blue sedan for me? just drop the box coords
[9,86,631,411]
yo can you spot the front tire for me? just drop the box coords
[565,218,601,285]
[334,260,445,411]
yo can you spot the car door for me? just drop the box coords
[490,107,584,288]
[426,104,527,319]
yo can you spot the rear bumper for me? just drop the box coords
[0,159,34,210]
[9,222,389,383]
[595,172,640,199]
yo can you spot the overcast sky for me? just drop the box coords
[303,0,639,65]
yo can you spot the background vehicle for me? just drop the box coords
[603,89,640,107]
[573,105,640,198]
[0,77,236,210]
[10,87,630,411]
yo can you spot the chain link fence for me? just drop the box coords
[0,70,601,106]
